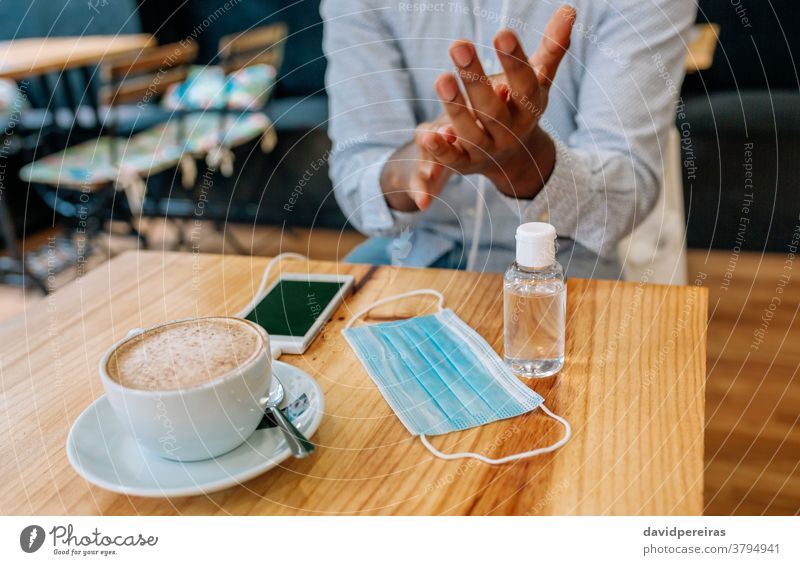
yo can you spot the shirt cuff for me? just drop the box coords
[500,139,593,251]
[357,147,421,235]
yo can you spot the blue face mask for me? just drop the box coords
[343,290,571,464]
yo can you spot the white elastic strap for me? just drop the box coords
[466,176,486,271]
[345,289,445,330]
[236,252,307,318]
[420,403,571,464]
[465,0,509,272]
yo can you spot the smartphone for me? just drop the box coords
[241,273,354,355]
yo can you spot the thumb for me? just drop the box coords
[410,171,433,210]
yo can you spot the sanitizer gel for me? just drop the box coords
[504,222,566,378]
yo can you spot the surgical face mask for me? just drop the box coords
[342,290,571,464]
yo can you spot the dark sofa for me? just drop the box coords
[681,1,800,252]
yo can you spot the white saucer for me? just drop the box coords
[66,361,324,497]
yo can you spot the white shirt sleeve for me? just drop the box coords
[322,0,421,237]
[501,0,696,257]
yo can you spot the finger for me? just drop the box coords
[529,5,576,88]
[414,122,439,178]
[493,81,510,103]
[448,40,512,141]
[409,171,431,209]
[434,72,489,156]
[494,29,540,118]
[410,163,445,210]
[420,128,467,166]
[412,123,451,209]
[437,124,456,144]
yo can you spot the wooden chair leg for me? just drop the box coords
[172,218,188,251]
[0,199,49,294]
[130,220,149,248]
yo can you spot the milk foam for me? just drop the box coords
[107,318,261,391]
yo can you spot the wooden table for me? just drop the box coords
[0,251,707,515]
[0,34,154,80]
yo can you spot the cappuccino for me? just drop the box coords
[107,317,262,391]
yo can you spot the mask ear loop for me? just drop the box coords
[419,404,571,464]
[345,289,571,464]
[344,289,445,329]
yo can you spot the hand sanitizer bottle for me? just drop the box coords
[504,222,566,378]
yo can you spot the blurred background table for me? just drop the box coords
[0,34,153,79]
[0,251,707,515]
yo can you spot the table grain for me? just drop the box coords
[0,251,707,515]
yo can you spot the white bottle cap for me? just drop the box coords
[515,222,556,268]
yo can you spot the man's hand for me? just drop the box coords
[380,116,455,211]
[414,5,576,209]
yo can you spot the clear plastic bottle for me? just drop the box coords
[504,222,566,378]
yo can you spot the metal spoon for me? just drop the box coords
[263,376,316,458]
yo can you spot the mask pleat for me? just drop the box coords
[397,322,493,422]
[416,314,530,419]
[344,324,447,434]
[378,324,470,432]
[343,308,545,438]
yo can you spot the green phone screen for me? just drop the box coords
[245,279,345,337]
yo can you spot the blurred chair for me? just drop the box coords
[19,41,198,248]
[156,23,286,177]
[131,24,286,251]
[137,1,339,230]
[210,22,287,174]
[218,22,287,77]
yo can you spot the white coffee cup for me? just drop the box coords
[99,317,271,462]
